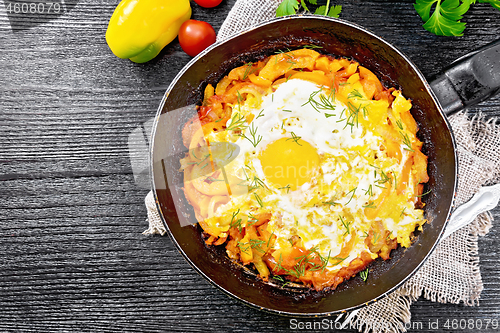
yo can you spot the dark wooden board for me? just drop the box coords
[1,0,499,332]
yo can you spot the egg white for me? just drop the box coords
[206,78,422,270]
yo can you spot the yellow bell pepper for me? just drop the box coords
[106,0,191,63]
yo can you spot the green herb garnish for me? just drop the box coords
[413,0,497,36]
[360,268,369,282]
[254,192,264,207]
[239,122,263,148]
[339,215,351,235]
[230,209,243,232]
[226,113,248,132]
[287,132,302,145]
[276,0,342,18]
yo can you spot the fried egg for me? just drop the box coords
[203,78,424,271]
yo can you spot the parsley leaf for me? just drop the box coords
[276,0,299,17]
[479,0,500,10]
[316,4,342,17]
[315,5,328,15]
[328,5,342,17]
[277,0,342,18]
[414,0,473,36]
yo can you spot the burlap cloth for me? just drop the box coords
[144,1,498,331]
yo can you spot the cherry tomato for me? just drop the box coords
[178,20,217,57]
[193,0,223,8]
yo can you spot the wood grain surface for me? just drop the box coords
[1,0,499,332]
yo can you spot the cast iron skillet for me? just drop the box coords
[150,16,500,316]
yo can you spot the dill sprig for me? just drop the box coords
[396,119,415,152]
[272,275,291,288]
[401,131,415,152]
[267,232,275,248]
[339,215,351,235]
[226,113,248,132]
[364,184,373,196]
[229,209,243,232]
[253,192,264,207]
[239,122,263,148]
[255,109,265,120]
[286,132,302,145]
[318,93,337,110]
[331,256,348,265]
[274,48,293,55]
[360,268,369,282]
[301,89,322,112]
[363,201,377,209]
[278,184,291,193]
[236,90,243,112]
[348,89,363,99]
[400,207,406,217]
[375,170,392,185]
[302,88,336,114]
[237,241,250,255]
[242,62,254,80]
[248,238,266,253]
[249,176,266,190]
[302,45,323,49]
[309,249,331,272]
[345,187,357,205]
[323,200,340,206]
[343,102,361,131]
[417,189,432,197]
[247,213,259,226]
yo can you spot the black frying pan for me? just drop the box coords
[150,16,500,316]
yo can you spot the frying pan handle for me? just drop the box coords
[430,39,500,115]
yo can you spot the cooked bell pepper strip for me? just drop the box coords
[106,0,191,63]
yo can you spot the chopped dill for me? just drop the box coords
[278,184,291,193]
[364,184,373,196]
[230,209,243,232]
[302,45,323,49]
[287,132,302,145]
[249,176,266,190]
[363,201,377,209]
[339,215,351,235]
[226,113,248,132]
[239,122,263,147]
[255,109,265,120]
[331,256,348,265]
[360,268,369,282]
[254,192,264,207]
[400,207,406,217]
[345,187,357,205]
[417,189,432,197]
[401,131,415,152]
[247,213,259,226]
[348,89,363,99]
[302,88,336,113]
[242,62,254,80]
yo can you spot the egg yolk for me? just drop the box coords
[259,137,320,191]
